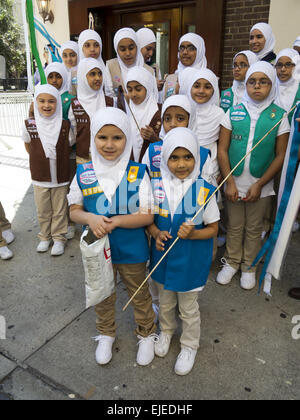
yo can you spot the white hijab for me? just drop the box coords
[125,66,159,161]
[159,94,195,139]
[293,36,300,48]
[232,50,259,105]
[136,28,156,49]
[114,28,145,83]
[243,61,277,115]
[61,41,79,89]
[176,33,207,74]
[34,84,62,160]
[77,58,106,119]
[250,23,276,60]
[90,108,132,204]
[160,127,201,219]
[45,62,69,94]
[275,48,300,112]
[180,68,222,146]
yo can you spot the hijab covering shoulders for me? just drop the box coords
[180,68,224,146]
[125,66,159,161]
[232,50,259,106]
[136,28,156,49]
[160,127,201,219]
[176,33,207,74]
[275,48,300,112]
[90,108,133,204]
[250,23,276,61]
[77,58,106,120]
[243,61,277,114]
[33,84,63,160]
[45,62,69,94]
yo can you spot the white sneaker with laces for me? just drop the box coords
[94,335,115,365]
[175,347,197,376]
[66,225,76,240]
[51,241,65,256]
[136,334,158,366]
[37,240,51,253]
[216,258,238,285]
[0,246,13,260]
[2,229,15,245]
[155,332,172,358]
[240,272,256,290]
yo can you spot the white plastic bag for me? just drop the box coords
[80,229,115,309]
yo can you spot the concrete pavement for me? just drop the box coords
[0,136,299,401]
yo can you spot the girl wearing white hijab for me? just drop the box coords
[180,68,224,185]
[68,107,157,367]
[217,61,290,290]
[69,58,114,164]
[220,50,259,112]
[78,29,110,96]
[61,40,79,96]
[250,23,276,63]
[147,127,219,376]
[163,33,207,101]
[106,28,155,98]
[22,84,75,256]
[125,66,161,162]
[275,48,300,123]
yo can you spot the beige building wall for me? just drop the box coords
[269,0,300,53]
[33,0,70,66]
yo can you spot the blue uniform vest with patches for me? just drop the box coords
[150,175,216,292]
[77,161,149,264]
[148,141,211,179]
[229,103,285,178]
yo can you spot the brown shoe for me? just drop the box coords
[288,288,300,300]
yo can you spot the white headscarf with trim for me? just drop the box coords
[125,66,159,161]
[232,50,259,105]
[275,48,300,112]
[159,94,195,139]
[90,108,132,204]
[250,23,276,60]
[34,84,62,160]
[77,58,106,119]
[176,33,207,74]
[160,127,200,219]
[45,62,69,94]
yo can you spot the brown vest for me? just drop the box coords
[25,119,71,184]
[71,96,113,159]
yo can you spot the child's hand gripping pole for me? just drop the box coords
[122,105,297,312]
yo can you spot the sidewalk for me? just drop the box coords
[0,136,299,401]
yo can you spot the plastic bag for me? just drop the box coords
[80,229,115,309]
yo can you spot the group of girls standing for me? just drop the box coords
[3,20,297,376]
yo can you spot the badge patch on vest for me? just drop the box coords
[197,187,210,206]
[154,188,166,204]
[80,170,97,185]
[231,110,247,122]
[152,154,161,169]
[82,186,103,197]
[128,166,139,183]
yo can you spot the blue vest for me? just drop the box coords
[77,161,149,264]
[150,175,216,292]
[148,141,211,179]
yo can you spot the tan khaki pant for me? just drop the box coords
[95,262,156,338]
[33,185,69,242]
[156,282,201,350]
[0,228,6,248]
[225,196,272,272]
[0,202,10,248]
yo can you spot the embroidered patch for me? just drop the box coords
[230,110,247,122]
[114,76,121,83]
[197,187,210,206]
[224,91,232,97]
[154,188,166,204]
[155,205,169,218]
[152,154,161,169]
[82,186,103,197]
[128,166,139,183]
[80,170,97,185]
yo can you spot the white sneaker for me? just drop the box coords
[0,246,13,260]
[136,334,158,366]
[240,272,256,290]
[155,332,172,358]
[94,335,115,365]
[65,225,76,240]
[216,258,238,285]
[2,229,15,245]
[51,241,65,256]
[174,347,197,376]
[37,240,51,253]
